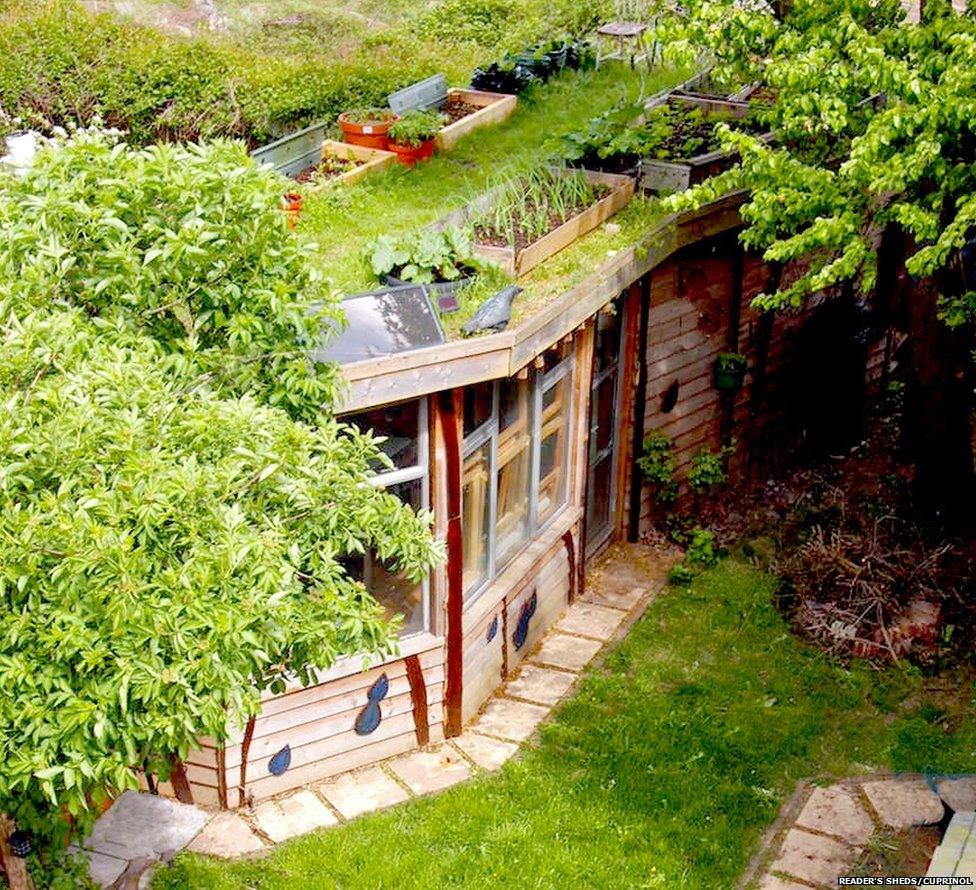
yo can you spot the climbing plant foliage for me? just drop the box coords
[0,130,442,844]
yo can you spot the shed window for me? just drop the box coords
[342,399,430,635]
[462,346,575,603]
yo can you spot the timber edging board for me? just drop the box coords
[337,191,747,412]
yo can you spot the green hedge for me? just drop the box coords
[0,0,609,147]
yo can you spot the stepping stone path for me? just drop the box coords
[747,774,976,888]
[83,543,669,887]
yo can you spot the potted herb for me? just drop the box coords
[387,109,447,167]
[337,107,400,150]
[714,352,748,390]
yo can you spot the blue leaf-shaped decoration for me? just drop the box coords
[368,672,389,703]
[527,591,538,618]
[268,744,291,776]
[486,615,499,643]
[513,599,533,651]
[355,701,382,736]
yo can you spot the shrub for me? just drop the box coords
[0,129,442,849]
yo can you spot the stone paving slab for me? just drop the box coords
[319,765,410,820]
[506,664,577,706]
[556,602,627,640]
[450,732,519,770]
[770,828,858,886]
[84,790,211,863]
[938,777,976,813]
[928,812,975,877]
[252,789,338,843]
[186,812,266,859]
[86,850,128,888]
[474,697,551,742]
[530,633,603,671]
[862,777,944,828]
[582,584,647,611]
[388,745,472,795]
[795,784,873,844]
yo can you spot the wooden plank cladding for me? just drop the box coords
[629,233,892,536]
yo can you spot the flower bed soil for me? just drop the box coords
[474,186,612,253]
[443,95,483,125]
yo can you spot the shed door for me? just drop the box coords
[585,306,625,557]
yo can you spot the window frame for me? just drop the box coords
[349,398,432,636]
[462,351,575,606]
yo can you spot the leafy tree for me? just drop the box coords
[666,0,976,525]
[0,130,442,846]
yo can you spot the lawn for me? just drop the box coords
[154,560,976,889]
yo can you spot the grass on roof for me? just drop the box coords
[297,64,684,336]
[153,559,976,889]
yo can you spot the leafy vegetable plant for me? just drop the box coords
[367,226,477,284]
[389,109,448,147]
[341,107,400,125]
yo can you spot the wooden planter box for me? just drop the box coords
[306,140,396,192]
[638,95,771,194]
[439,169,633,278]
[436,89,517,152]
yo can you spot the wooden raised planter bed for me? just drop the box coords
[436,88,517,152]
[302,140,396,191]
[436,169,633,278]
[638,94,771,194]
[389,75,517,155]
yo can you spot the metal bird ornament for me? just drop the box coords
[462,284,522,335]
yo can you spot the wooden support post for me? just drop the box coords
[719,233,744,447]
[167,754,193,805]
[405,654,430,746]
[628,272,652,542]
[0,815,33,890]
[438,389,465,738]
[238,717,256,808]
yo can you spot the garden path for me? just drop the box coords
[743,773,976,888]
[82,542,671,888]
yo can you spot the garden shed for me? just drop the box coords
[153,184,890,808]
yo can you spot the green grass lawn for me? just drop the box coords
[154,561,976,889]
[298,62,679,334]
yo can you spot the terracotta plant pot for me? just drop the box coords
[338,112,399,150]
[389,139,435,167]
[283,191,303,229]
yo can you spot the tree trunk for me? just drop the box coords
[902,271,976,530]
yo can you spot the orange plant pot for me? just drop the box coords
[389,139,436,167]
[283,192,303,229]
[338,112,399,150]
